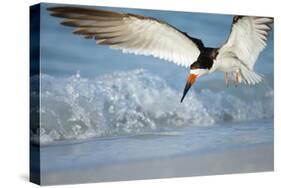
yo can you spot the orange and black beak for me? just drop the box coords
[180,74,197,103]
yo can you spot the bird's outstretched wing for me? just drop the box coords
[218,16,273,70]
[48,6,204,68]
[217,16,273,84]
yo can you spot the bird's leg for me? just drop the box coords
[235,71,239,87]
[225,72,229,87]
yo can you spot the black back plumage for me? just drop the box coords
[190,47,218,70]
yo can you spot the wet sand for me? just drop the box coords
[41,144,273,185]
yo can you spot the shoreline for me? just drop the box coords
[41,143,273,185]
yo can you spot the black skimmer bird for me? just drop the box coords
[48,7,273,102]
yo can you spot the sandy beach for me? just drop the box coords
[41,144,273,185]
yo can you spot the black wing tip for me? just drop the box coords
[47,6,124,17]
[47,6,87,11]
[46,6,92,14]
[47,6,67,12]
[233,15,274,24]
[233,16,244,24]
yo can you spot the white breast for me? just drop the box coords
[190,69,210,77]
[211,54,241,73]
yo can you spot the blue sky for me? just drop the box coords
[39,3,273,89]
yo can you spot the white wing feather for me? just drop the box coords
[218,16,273,70]
[48,7,203,68]
[217,16,273,85]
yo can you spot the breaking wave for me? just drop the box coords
[30,69,273,144]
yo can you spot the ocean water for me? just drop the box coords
[30,69,273,183]
[31,4,274,184]
[31,69,273,183]
[39,119,273,172]
[30,69,273,144]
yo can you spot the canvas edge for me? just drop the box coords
[29,3,41,185]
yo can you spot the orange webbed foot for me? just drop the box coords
[235,71,239,87]
[226,72,229,87]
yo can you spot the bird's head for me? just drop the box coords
[180,60,211,103]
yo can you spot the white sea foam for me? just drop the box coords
[30,69,273,144]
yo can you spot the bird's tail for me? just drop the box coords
[239,68,264,85]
